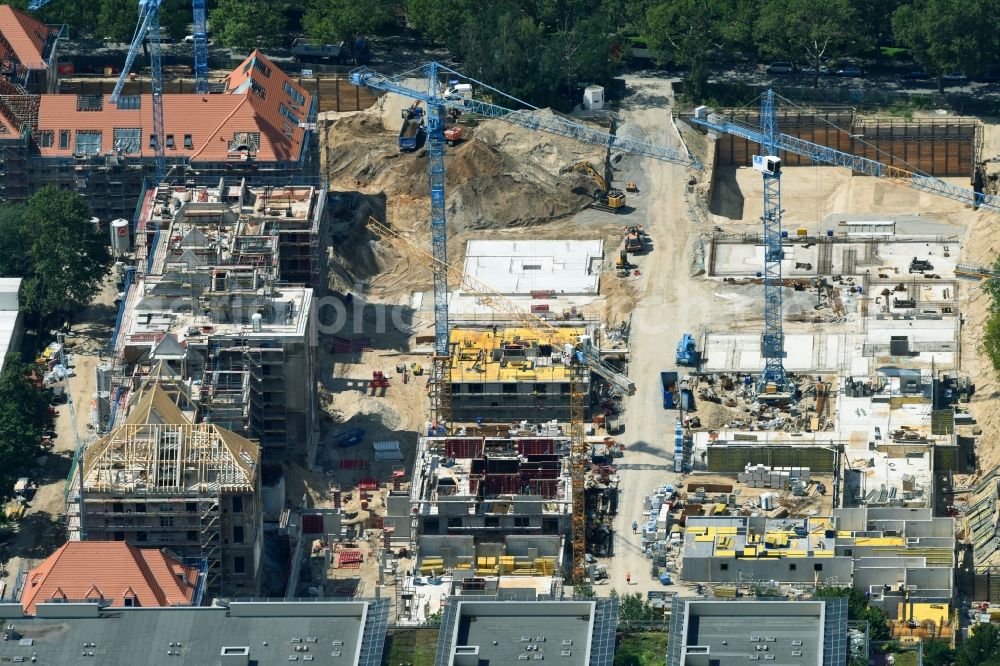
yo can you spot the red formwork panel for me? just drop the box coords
[445,438,484,458]
[516,438,555,456]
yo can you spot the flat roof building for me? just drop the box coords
[448,324,591,422]
[435,599,618,666]
[391,435,572,578]
[679,508,955,617]
[666,598,848,666]
[0,277,22,376]
[462,240,603,296]
[0,598,389,665]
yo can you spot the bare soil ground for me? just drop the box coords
[0,274,118,597]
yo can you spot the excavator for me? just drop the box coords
[560,160,626,213]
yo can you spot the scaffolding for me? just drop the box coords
[80,381,259,593]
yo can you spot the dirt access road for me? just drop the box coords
[594,77,718,597]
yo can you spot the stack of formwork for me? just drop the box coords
[737,464,811,489]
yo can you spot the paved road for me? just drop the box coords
[591,77,720,598]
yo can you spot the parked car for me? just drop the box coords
[766,61,795,74]
[942,71,967,82]
[836,65,864,77]
[901,68,928,80]
[801,65,831,76]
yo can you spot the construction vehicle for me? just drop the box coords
[561,161,626,213]
[399,101,426,152]
[624,225,646,253]
[443,126,463,146]
[616,250,636,274]
[676,333,697,366]
[909,257,934,273]
[369,371,390,395]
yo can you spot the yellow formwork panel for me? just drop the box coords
[854,537,906,547]
[449,326,586,383]
[718,527,738,535]
[714,549,736,558]
[786,550,806,557]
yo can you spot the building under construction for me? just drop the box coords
[387,434,573,577]
[103,178,323,456]
[0,49,315,220]
[76,375,262,596]
[448,324,593,423]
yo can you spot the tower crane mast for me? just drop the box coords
[352,62,696,582]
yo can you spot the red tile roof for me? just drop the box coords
[31,50,312,162]
[20,542,200,614]
[0,5,56,70]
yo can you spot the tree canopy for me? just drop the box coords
[303,0,396,44]
[209,0,288,51]
[892,0,991,91]
[756,0,858,88]
[0,187,109,323]
[0,357,53,504]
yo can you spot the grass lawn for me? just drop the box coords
[614,631,670,666]
[892,651,919,666]
[386,628,439,666]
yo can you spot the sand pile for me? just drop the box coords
[323,106,606,233]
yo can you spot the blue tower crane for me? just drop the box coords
[756,90,789,395]
[690,95,1000,214]
[690,91,1000,396]
[110,0,166,182]
[29,0,208,96]
[191,0,208,94]
[351,62,699,426]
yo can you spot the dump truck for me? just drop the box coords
[399,102,425,152]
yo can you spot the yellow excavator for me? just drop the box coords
[560,160,626,213]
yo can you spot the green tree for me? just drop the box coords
[922,638,956,666]
[815,585,890,641]
[0,357,53,504]
[210,0,287,51]
[97,0,137,43]
[892,0,990,92]
[956,623,1000,666]
[850,0,901,61]
[756,0,858,88]
[1,187,110,322]
[0,205,32,279]
[645,0,725,99]
[613,590,662,630]
[405,0,476,45]
[303,0,395,44]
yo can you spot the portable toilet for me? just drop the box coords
[583,85,605,110]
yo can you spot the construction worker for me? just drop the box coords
[632,520,638,534]
[626,571,632,585]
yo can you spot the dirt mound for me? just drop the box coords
[323,107,605,233]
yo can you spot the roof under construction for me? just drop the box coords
[449,325,588,383]
[82,378,259,495]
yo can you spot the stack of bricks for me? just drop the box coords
[737,464,811,489]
